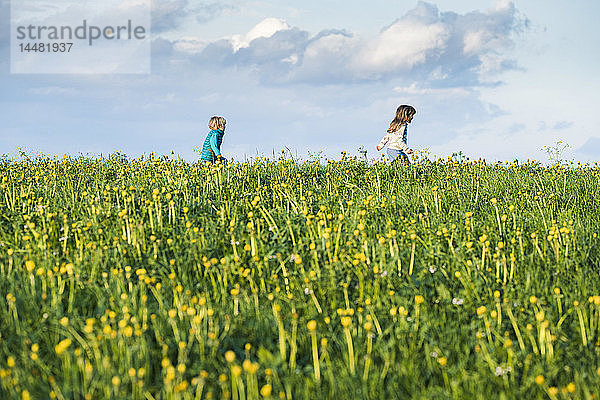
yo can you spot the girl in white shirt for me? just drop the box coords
[376,105,416,163]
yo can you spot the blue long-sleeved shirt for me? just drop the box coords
[201,129,224,162]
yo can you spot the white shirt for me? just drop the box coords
[378,124,409,152]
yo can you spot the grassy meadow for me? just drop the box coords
[1,153,600,399]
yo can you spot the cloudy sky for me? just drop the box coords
[1,0,599,162]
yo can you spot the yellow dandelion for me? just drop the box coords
[25,260,35,272]
[260,384,273,397]
[55,338,72,355]
[225,350,236,363]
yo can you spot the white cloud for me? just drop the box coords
[172,36,207,53]
[357,19,449,74]
[281,54,298,64]
[493,0,514,13]
[230,18,291,52]
[463,30,488,55]
[158,1,525,87]
[292,33,358,83]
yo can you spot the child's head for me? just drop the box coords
[387,105,416,133]
[208,116,226,132]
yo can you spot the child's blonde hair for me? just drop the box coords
[387,105,416,133]
[208,116,226,131]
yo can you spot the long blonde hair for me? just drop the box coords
[208,116,226,131]
[387,105,416,133]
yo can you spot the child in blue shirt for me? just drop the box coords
[201,116,227,163]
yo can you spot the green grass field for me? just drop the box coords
[1,154,599,399]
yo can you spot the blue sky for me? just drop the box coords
[1,0,599,162]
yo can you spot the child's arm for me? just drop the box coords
[209,132,222,158]
[376,134,389,151]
